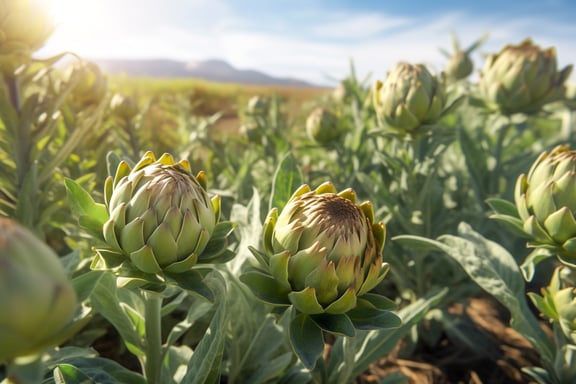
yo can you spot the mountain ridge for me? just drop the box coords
[94,58,322,87]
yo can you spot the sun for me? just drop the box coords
[40,0,107,30]
[37,0,125,58]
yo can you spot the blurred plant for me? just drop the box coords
[0,217,77,363]
[475,38,573,116]
[439,32,488,81]
[109,93,142,159]
[0,9,108,237]
[0,0,54,75]
[305,106,344,145]
[373,62,462,136]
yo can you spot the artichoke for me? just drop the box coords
[514,145,576,266]
[477,38,573,115]
[305,107,344,145]
[445,51,474,80]
[111,93,139,122]
[67,61,108,109]
[100,151,224,275]
[373,62,459,134]
[244,182,389,315]
[246,95,270,117]
[0,218,77,362]
[0,0,53,73]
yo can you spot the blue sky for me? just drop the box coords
[39,0,576,86]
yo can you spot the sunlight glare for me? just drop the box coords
[38,0,127,57]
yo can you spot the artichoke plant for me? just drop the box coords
[513,145,576,266]
[243,182,390,316]
[246,95,270,117]
[305,106,344,145]
[67,61,108,110]
[97,151,233,276]
[373,62,460,134]
[0,0,53,74]
[439,33,487,80]
[477,38,573,115]
[0,218,77,362]
[110,93,139,122]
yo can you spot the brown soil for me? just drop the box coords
[357,295,544,384]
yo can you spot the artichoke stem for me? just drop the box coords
[142,290,163,384]
[124,120,140,160]
[490,120,513,195]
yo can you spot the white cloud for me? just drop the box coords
[310,13,413,39]
[38,2,576,87]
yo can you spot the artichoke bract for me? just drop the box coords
[100,152,221,274]
[0,218,77,362]
[478,39,573,115]
[515,145,576,266]
[373,62,457,134]
[305,107,343,145]
[245,182,389,315]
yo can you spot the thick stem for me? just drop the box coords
[142,290,163,384]
[489,119,513,196]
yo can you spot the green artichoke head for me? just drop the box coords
[305,107,344,145]
[478,38,573,115]
[67,61,108,109]
[445,51,474,80]
[110,93,139,122]
[0,0,54,73]
[260,182,389,315]
[0,218,77,362]
[102,151,220,274]
[373,62,456,134]
[515,145,576,266]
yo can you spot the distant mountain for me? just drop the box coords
[94,58,320,87]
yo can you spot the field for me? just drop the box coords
[2,6,576,384]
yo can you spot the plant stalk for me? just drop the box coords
[142,290,163,384]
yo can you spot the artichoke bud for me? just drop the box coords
[0,0,54,73]
[100,151,222,275]
[254,182,389,315]
[0,218,77,362]
[305,107,344,145]
[110,93,139,122]
[515,145,576,266]
[67,61,108,109]
[332,82,353,103]
[478,39,573,115]
[373,62,455,135]
[246,95,270,117]
[445,51,474,80]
